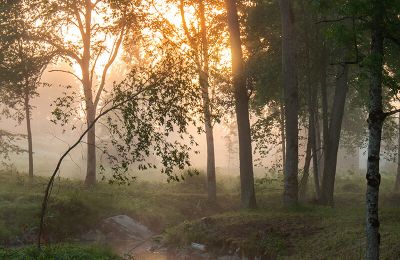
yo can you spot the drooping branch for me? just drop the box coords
[37,81,156,249]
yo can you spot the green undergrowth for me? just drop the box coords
[164,174,400,259]
[0,170,238,245]
[0,170,399,258]
[0,244,120,259]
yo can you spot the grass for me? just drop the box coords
[0,170,238,245]
[164,175,400,259]
[0,170,399,258]
[0,244,121,259]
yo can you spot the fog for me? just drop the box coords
[1,61,379,182]
[0,63,245,180]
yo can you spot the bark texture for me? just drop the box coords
[225,0,256,209]
[365,0,384,258]
[279,0,299,206]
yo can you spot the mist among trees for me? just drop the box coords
[1,0,400,259]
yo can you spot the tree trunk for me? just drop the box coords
[395,114,400,191]
[225,0,256,209]
[319,43,328,182]
[299,128,311,200]
[320,64,349,206]
[279,0,299,206]
[366,1,384,257]
[24,91,33,181]
[311,109,321,200]
[84,103,96,186]
[199,0,216,203]
[301,0,320,200]
[200,71,216,202]
[83,62,96,187]
[309,84,321,200]
[82,0,96,187]
[280,100,286,170]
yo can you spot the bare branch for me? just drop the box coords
[94,25,126,107]
[48,69,83,83]
[384,109,400,118]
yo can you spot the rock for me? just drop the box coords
[191,242,206,251]
[101,215,153,241]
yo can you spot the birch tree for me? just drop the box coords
[33,0,136,186]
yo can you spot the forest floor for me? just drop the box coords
[0,170,399,259]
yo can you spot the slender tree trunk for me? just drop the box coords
[85,102,96,186]
[301,0,320,200]
[24,91,33,181]
[202,78,216,203]
[225,0,256,209]
[82,50,96,187]
[366,1,384,257]
[299,128,312,200]
[311,105,321,200]
[198,0,216,203]
[395,114,400,191]
[309,82,321,200]
[82,0,96,187]
[279,0,299,206]
[315,114,323,182]
[320,64,349,206]
[319,44,329,182]
[280,100,286,170]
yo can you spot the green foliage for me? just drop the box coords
[96,44,201,184]
[0,244,121,260]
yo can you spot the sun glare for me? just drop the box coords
[60,0,231,93]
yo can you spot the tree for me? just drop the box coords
[225,0,256,209]
[177,0,218,203]
[320,64,350,205]
[279,0,299,206]
[365,1,384,257]
[0,0,53,180]
[33,0,134,186]
[38,43,201,246]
